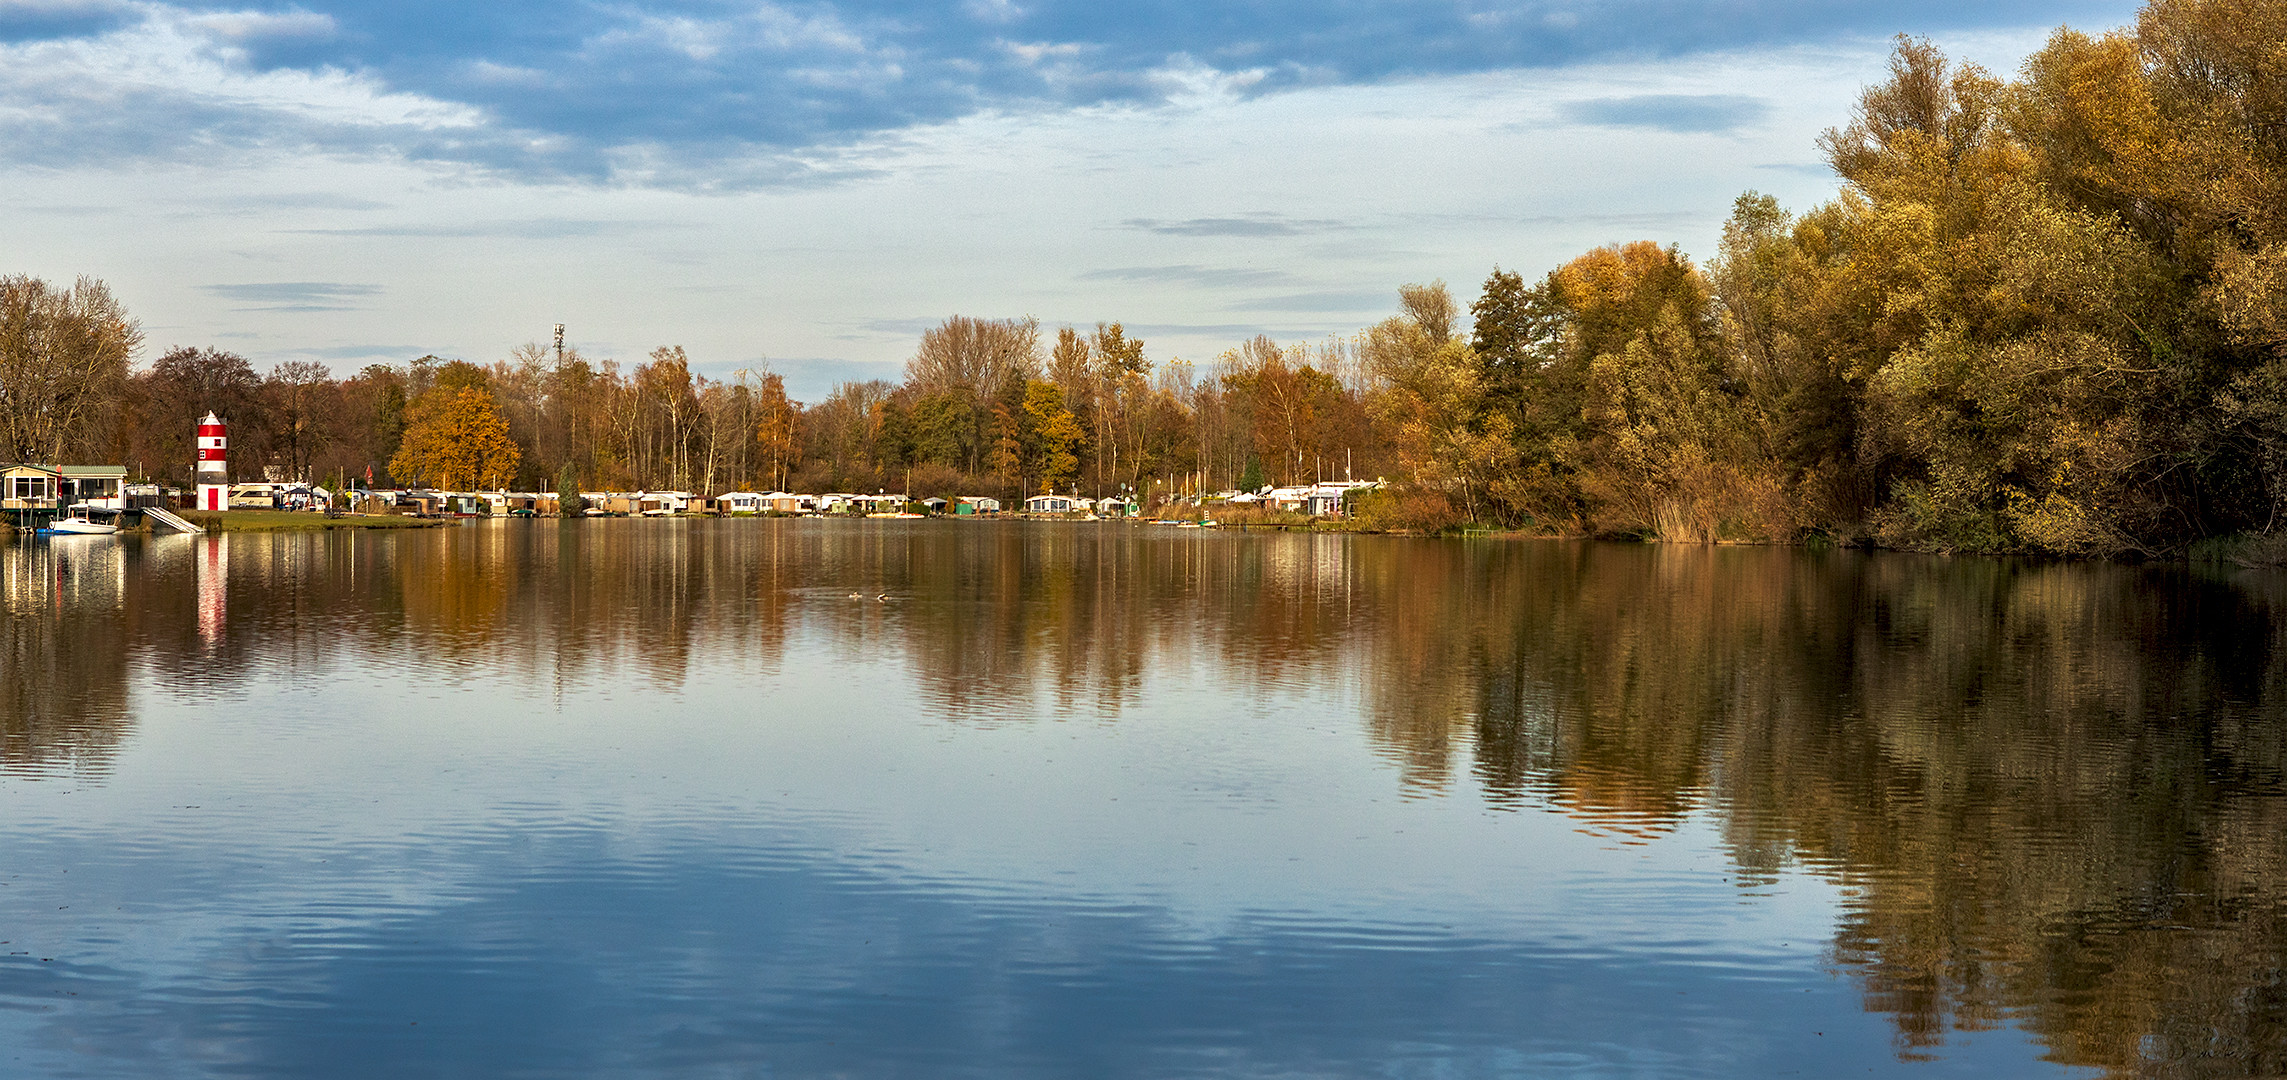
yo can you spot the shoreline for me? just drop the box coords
[179,510,449,532]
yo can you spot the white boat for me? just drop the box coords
[46,503,121,535]
[48,516,118,536]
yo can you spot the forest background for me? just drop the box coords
[2,0,2283,557]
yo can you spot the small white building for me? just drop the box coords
[1025,494,1077,515]
[634,491,694,515]
[1264,486,1315,513]
[1304,481,1378,517]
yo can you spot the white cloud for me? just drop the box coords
[0,0,132,16]
[184,8,336,46]
[999,40,1084,66]
[0,4,477,160]
[586,2,869,62]
[965,0,1025,25]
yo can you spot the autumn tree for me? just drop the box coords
[754,372,801,491]
[390,387,522,490]
[1366,284,1517,522]
[987,401,1026,493]
[267,360,337,482]
[0,275,138,465]
[1022,379,1083,493]
[906,316,1040,474]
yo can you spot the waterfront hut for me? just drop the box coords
[1,464,57,512]
[955,496,1000,516]
[718,492,765,515]
[1302,480,1377,517]
[441,492,491,516]
[920,497,948,514]
[4,464,130,514]
[1025,494,1076,515]
[1264,486,1314,513]
[630,491,692,515]
[65,465,128,509]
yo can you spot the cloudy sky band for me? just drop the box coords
[0,0,2143,400]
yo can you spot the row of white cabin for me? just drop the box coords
[1215,480,1380,517]
[6,466,1380,523]
[713,492,942,515]
[352,483,1378,519]
[1019,482,1377,518]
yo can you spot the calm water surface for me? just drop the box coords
[3,520,2283,1078]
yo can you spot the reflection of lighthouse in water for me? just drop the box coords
[197,534,226,647]
[196,412,228,512]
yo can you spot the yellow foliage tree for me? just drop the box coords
[1022,379,1083,493]
[753,372,801,491]
[389,387,522,490]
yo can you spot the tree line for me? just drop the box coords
[2,0,2280,554]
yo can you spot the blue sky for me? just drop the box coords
[1,0,2142,400]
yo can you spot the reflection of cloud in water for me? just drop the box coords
[12,522,2287,1074]
[3,825,1944,1080]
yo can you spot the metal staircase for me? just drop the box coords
[144,505,204,534]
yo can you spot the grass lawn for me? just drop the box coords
[180,510,448,531]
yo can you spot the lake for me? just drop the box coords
[3,520,2281,1078]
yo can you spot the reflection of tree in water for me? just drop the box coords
[30,522,2287,1072]
[0,538,134,775]
[860,525,1373,721]
[126,523,799,702]
[1353,541,2287,1076]
[815,525,1157,719]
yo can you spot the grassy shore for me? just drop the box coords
[181,510,448,532]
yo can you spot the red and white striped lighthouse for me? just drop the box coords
[195,412,228,511]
